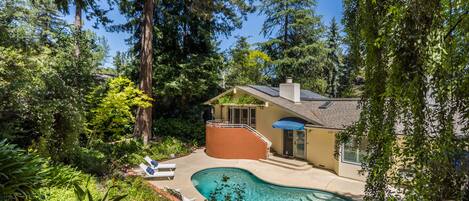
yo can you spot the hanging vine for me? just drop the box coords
[338,0,469,200]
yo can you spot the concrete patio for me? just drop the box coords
[146,148,365,200]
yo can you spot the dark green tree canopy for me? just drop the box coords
[259,0,327,93]
[224,36,272,88]
[324,17,343,98]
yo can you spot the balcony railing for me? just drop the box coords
[206,119,272,148]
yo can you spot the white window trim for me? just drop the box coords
[340,143,363,166]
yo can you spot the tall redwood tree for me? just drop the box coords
[134,0,154,144]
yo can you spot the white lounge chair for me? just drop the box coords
[164,187,195,201]
[139,163,174,180]
[144,156,176,170]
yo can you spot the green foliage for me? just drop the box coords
[339,0,364,98]
[69,147,109,176]
[259,0,327,93]
[0,140,46,200]
[42,164,86,188]
[34,177,101,201]
[105,177,168,201]
[153,54,223,117]
[79,137,192,173]
[88,77,152,142]
[139,137,193,162]
[0,1,108,162]
[113,0,255,122]
[113,51,135,78]
[214,93,264,106]
[339,0,469,200]
[35,170,167,201]
[90,139,142,171]
[225,37,272,87]
[324,18,344,98]
[51,0,112,28]
[74,177,127,201]
[153,118,205,145]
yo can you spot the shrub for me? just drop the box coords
[153,117,205,145]
[70,147,109,176]
[106,177,168,201]
[0,140,46,200]
[34,175,101,201]
[42,164,86,188]
[88,77,152,142]
[74,177,127,201]
[91,139,143,170]
[143,137,192,161]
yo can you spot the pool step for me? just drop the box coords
[259,156,312,171]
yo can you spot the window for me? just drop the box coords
[250,108,256,128]
[342,138,367,164]
[241,109,248,124]
[228,107,256,128]
[233,108,240,124]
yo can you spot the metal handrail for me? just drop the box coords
[206,120,272,148]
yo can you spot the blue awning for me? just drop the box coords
[272,117,306,130]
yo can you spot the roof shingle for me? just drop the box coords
[237,86,361,129]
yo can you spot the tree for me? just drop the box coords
[112,0,254,121]
[338,0,364,98]
[225,37,272,87]
[50,0,110,58]
[324,18,342,97]
[0,1,107,161]
[338,0,469,200]
[88,77,152,142]
[259,0,326,92]
[133,0,154,145]
[151,0,254,118]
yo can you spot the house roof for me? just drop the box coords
[236,86,361,129]
[206,85,466,134]
[248,85,328,101]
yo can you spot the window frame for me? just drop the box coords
[228,106,256,128]
[341,138,367,165]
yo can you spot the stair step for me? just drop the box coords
[259,158,312,171]
[268,156,308,167]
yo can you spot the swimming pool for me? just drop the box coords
[191,167,351,201]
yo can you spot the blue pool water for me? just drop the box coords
[191,167,351,201]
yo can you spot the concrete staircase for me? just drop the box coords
[259,155,312,171]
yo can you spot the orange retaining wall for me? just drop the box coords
[205,126,268,160]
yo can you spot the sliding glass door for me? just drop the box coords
[283,130,306,159]
[228,107,256,128]
[293,130,306,159]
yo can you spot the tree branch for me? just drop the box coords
[445,11,468,40]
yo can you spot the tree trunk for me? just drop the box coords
[134,0,154,145]
[74,0,82,58]
[283,1,288,48]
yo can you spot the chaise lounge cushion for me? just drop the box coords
[146,166,155,175]
[150,160,158,168]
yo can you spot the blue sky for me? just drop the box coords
[63,0,343,67]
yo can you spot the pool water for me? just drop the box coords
[191,167,351,201]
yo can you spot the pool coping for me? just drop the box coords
[190,167,354,201]
[145,148,365,201]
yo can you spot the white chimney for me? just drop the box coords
[279,77,300,103]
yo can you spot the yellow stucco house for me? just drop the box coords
[204,78,367,181]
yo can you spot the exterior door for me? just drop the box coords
[293,130,306,159]
[283,130,294,156]
[228,107,256,128]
